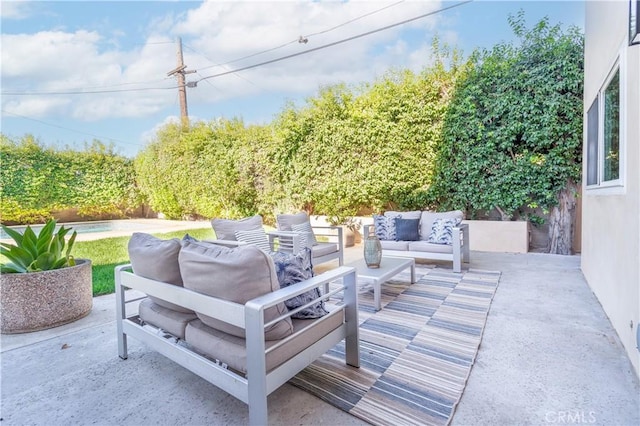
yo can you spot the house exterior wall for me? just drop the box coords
[582,1,640,377]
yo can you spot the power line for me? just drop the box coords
[197,0,473,84]
[2,85,179,96]
[1,109,143,148]
[304,0,405,39]
[197,0,406,72]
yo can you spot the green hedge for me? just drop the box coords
[0,135,140,224]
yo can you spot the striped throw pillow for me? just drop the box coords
[234,228,271,252]
[291,221,317,247]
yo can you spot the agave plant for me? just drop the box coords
[0,219,77,273]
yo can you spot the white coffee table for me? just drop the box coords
[346,256,416,311]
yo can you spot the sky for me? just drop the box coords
[1,0,585,158]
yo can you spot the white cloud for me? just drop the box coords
[1,0,449,124]
[0,0,33,19]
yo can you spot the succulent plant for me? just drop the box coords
[0,219,77,273]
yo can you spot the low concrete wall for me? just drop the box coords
[463,220,529,253]
[311,215,530,254]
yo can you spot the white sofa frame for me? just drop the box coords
[115,264,359,425]
[363,223,471,273]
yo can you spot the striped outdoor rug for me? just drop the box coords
[289,265,501,426]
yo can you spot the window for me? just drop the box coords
[586,60,624,190]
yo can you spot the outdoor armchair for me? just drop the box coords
[276,212,344,267]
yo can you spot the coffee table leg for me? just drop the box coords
[410,261,416,283]
[374,279,381,311]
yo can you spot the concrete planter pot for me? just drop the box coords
[0,259,93,334]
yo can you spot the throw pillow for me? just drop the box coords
[427,217,462,245]
[291,221,317,246]
[394,218,420,241]
[270,248,328,319]
[234,228,271,252]
[373,214,400,241]
[179,241,293,341]
[127,233,193,313]
[210,215,263,241]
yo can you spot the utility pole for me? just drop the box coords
[166,37,196,127]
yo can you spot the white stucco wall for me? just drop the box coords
[582,1,640,377]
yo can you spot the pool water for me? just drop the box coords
[0,220,157,239]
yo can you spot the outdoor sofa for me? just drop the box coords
[115,233,359,425]
[364,210,470,273]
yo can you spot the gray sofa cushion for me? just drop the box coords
[380,240,409,250]
[185,313,343,374]
[127,232,194,314]
[276,212,309,231]
[138,298,197,339]
[419,210,464,241]
[211,215,263,241]
[385,210,421,220]
[311,242,339,258]
[178,240,293,341]
[408,241,454,254]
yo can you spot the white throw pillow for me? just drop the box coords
[427,217,462,245]
[234,228,270,252]
[291,221,317,247]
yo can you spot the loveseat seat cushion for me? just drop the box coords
[408,241,454,254]
[419,210,464,241]
[185,312,343,374]
[211,215,263,241]
[178,241,294,341]
[128,233,194,314]
[380,240,409,250]
[138,299,198,339]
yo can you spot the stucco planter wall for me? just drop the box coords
[0,259,93,334]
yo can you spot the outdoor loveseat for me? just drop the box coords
[364,210,470,273]
[115,234,359,425]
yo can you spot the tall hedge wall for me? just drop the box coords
[0,135,139,224]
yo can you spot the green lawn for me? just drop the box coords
[73,228,215,296]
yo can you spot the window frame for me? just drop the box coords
[585,45,627,193]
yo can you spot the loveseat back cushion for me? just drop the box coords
[128,232,194,313]
[384,210,421,220]
[138,299,198,339]
[419,210,464,241]
[211,215,263,241]
[178,240,293,341]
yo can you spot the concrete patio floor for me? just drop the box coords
[1,244,639,425]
